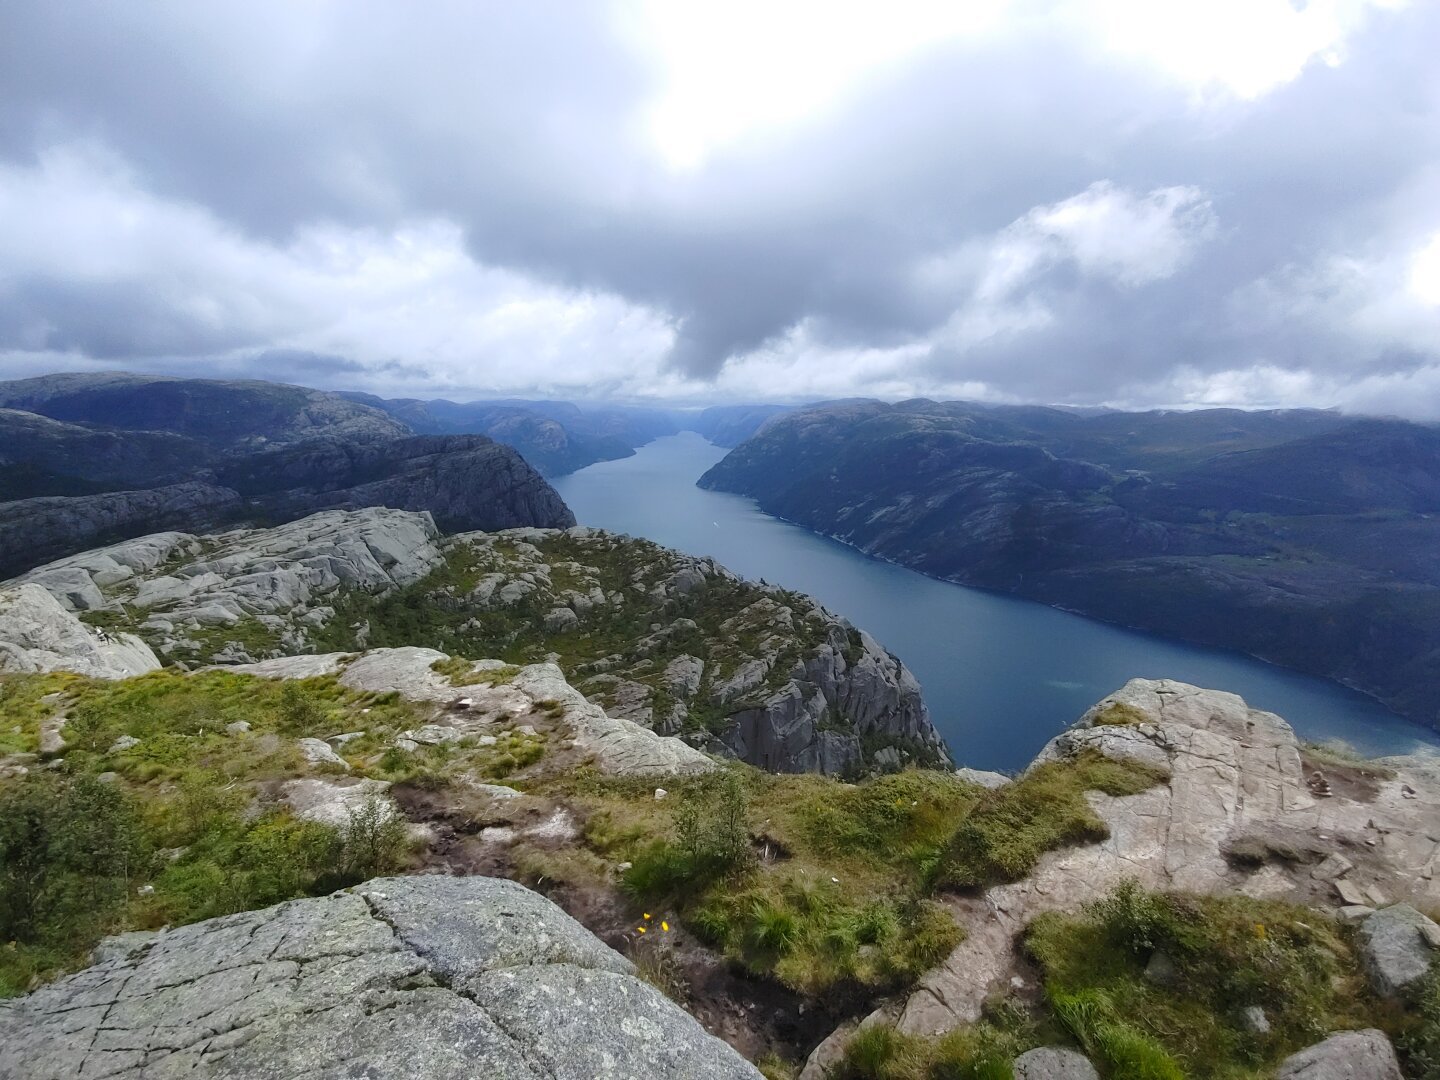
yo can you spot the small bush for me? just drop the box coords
[625,769,754,901]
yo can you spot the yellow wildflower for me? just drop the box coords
[637,926,646,934]
[661,921,670,932]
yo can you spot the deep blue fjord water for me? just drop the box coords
[552,433,1440,772]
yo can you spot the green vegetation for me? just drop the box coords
[1403,969,1440,1080]
[1090,701,1151,727]
[829,1021,1024,1080]
[933,752,1169,889]
[0,667,501,995]
[1025,881,1380,1078]
[428,657,520,687]
[533,765,977,997]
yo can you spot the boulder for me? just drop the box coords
[1012,1047,1100,1080]
[955,767,1011,789]
[1357,904,1440,997]
[280,777,399,829]
[0,583,160,680]
[298,738,348,769]
[0,875,761,1080]
[1274,1029,1402,1080]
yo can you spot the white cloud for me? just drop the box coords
[0,145,677,397]
[619,0,1013,169]
[1080,0,1407,100]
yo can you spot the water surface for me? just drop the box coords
[553,433,1440,771]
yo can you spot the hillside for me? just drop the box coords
[700,401,1440,731]
[0,524,1436,1075]
[0,376,577,577]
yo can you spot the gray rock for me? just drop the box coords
[1012,1046,1100,1080]
[1274,1029,1402,1079]
[664,654,705,699]
[1357,904,1440,997]
[955,767,1012,789]
[0,583,160,679]
[1241,1005,1271,1034]
[38,716,66,755]
[108,735,140,753]
[297,737,348,769]
[0,875,761,1080]
[543,606,580,633]
[281,777,398,829]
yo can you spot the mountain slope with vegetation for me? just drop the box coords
[700,400,1440,731]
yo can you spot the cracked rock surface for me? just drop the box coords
[0,875,761,1080]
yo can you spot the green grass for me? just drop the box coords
[0,667,446,995]
[1024,881,1381,1078]
[829,1021,1024,1080]
[933,751,1169,889]
[533,765,970,997]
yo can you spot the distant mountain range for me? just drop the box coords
[699,399,1440,732]
[339,393,791,472]
[0,373,793,576]
[0,374,573,575]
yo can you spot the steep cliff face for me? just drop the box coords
[0,435,574,578]
[5,509,948,775]
[700,401,1440,731]
[217,433,577,532]
[0,875,763,1080]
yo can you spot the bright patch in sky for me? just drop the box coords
[623,0,1012,169]
[1411,233,1440,306]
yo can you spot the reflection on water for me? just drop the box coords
[553,433,1440,772]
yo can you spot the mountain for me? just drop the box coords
[0,372,406,450]
[0,375,576,576]
[338,392,684,475]
[700,401,1440,730]
[7,508,945,775]
[2,541,1435,1076]
[688,404,793,447]
[0,436,574,579]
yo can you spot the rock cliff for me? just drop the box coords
[700,400,1440,731]
[4,509,948,775]
[0,874,762,1079]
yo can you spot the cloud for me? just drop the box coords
[0,0,1436,413]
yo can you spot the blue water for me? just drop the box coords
[552,433,1440,772]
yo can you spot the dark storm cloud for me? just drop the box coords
[0,1,1437,409]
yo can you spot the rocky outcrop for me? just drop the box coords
[0,874,762,1080]
[0,582,159,679]
[1356,904,1440,998]
[0,482,242,579]
[228,646,716,778]
[6,511,946,775]
[803,679,1440,1068]
[1273,1029,1403,1079]
[9,508,446,659]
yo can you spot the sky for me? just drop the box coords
[1,1,1438,414]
